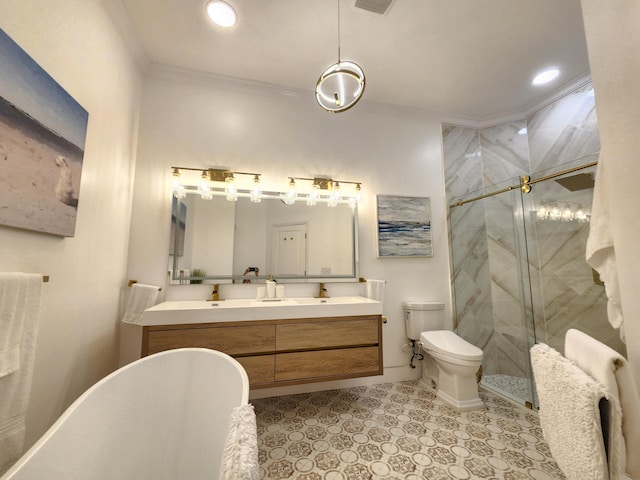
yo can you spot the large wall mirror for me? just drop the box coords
[169,194,358,283]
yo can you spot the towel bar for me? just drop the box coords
[127,280,162,291]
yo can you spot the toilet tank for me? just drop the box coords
[403,301,445,340]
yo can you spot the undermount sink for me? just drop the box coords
[141,296,382,325]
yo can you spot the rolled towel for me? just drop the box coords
[121,284,159,325]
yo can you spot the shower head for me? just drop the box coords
[554,173,595,191]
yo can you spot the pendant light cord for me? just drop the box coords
[337,0,341,62]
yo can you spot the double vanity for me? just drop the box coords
[129,296,383,389]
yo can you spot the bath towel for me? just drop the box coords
[586,155,624,341]
[565,329,640,479]
[121,283,159,325]
[219,404,259,480]
[366,279,385,302]
[530,343,617,480]
[0,273,42,474]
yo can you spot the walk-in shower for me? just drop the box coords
[442,83,626,408]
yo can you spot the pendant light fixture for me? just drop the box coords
[315,0,366,113]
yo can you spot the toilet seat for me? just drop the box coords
[420,330,483,362]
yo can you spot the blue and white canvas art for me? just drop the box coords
[0,28,88,237]
[376,195,432,257]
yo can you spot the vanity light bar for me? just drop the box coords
[178,185,358,205]
[171,167,362,206]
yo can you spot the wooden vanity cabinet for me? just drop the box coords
[141,314,383,389]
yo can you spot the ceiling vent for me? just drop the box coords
[354,0,395,15]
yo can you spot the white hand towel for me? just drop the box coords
[530,343,619,480]
[0,273,42,474]
[565,329,640,479]
[219,404,259,480]
[122,284,159,325]
[0,273,42,378]
[586,155,624,340]
[366,279,385,302]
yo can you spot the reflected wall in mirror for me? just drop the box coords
[169,195,358,283]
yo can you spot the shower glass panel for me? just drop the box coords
[449,155,627,409]
[523,157,626,360]
[449,177,538,408]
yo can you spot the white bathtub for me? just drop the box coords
[0,348,250,480]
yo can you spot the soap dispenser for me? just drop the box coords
[266,274,276,299]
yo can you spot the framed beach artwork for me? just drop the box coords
[0,28,88,237]
[376,195,433,257]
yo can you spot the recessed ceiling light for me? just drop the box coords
[532,68,560,86]
[206,1,237,28]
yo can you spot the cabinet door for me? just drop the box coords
[276,317,379,351]
[275,346,380,381]
[235,355,275,385]
[144,324,275,356]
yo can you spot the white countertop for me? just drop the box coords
[141,296,383,326]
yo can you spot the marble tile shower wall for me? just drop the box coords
[442,126,498,375]
[443,82,620,381]
[527,83,601,173]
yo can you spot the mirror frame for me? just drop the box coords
[169,194,360,284]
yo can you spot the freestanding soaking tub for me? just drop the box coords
[0,348,251,480]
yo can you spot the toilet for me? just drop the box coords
[404,301,484,411]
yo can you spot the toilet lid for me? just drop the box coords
[420,330,483,361]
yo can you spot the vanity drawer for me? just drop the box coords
[275,346,380,381]
[235,355,275,385]
[144,324,275,356]
[276,317,379,351]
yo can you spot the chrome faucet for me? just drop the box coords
[318,282,328,298]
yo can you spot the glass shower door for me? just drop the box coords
[450,157,627,410]
[450,177,538,408]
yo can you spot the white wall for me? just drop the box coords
[127,65,453,391]
[581,0,640,390]
[0,0,142,447]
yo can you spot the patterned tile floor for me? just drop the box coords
[254,380,565,479]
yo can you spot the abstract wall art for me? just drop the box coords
[376,195,432,257]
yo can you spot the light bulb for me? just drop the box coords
[199,171,213,200]
[172,168,184,198]
[537,206,547,220]
[225,175,237,202]
[328,182,340,208]
[576,209,587,222]
[281,179,296,205]
[173,185,186,199]
[250,175,262,203]
[307,183,319,206]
